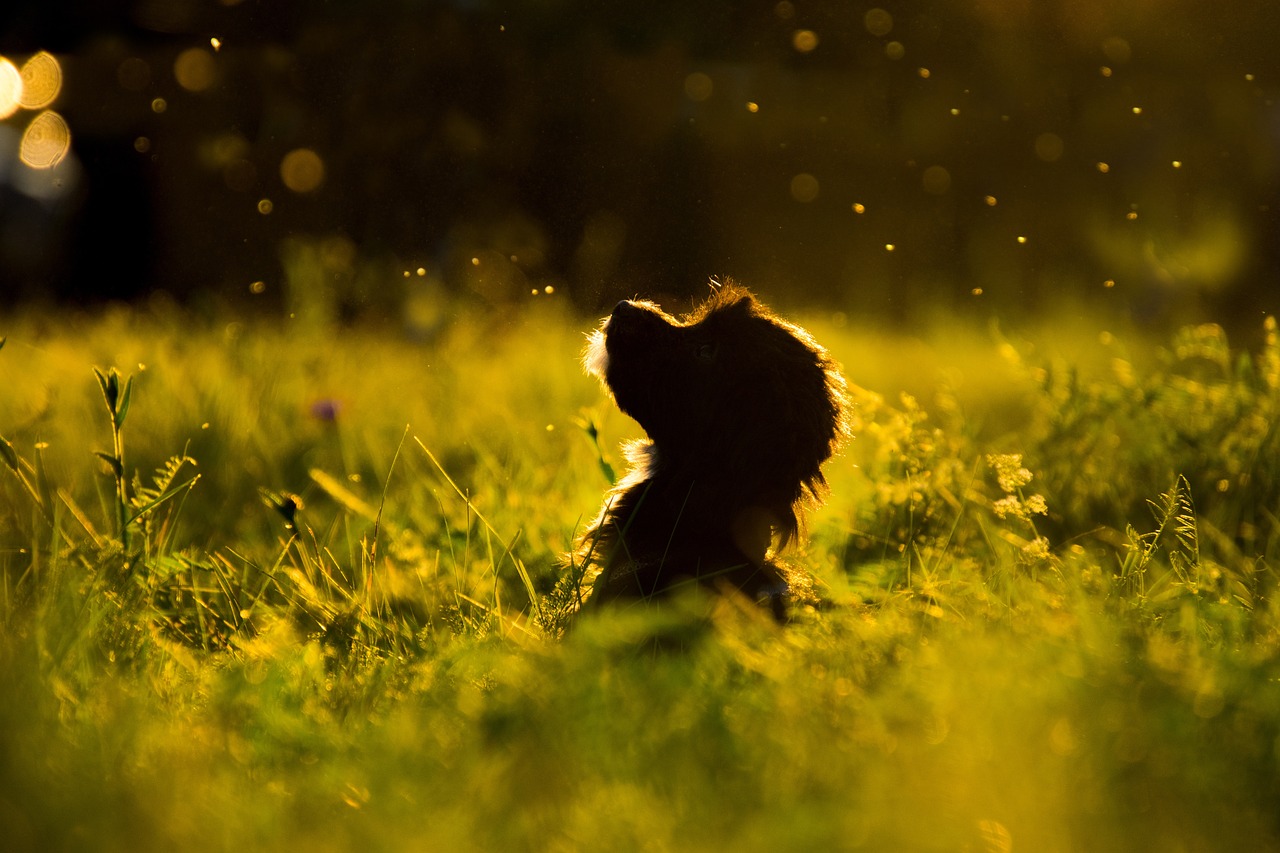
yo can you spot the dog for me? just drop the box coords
[577,279,846,620]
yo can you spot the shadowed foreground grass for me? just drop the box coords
[1,303,1278,852]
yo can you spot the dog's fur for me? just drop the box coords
[577,280,846,619]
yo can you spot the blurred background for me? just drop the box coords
[1,0,1277,329]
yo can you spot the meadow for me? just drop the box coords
[1,297,1278,852]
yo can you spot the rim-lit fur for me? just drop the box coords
[578,280,847,618]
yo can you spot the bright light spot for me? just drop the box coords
[151,97,167,113]
[852,202,865,214]
[19,51,61,109]
[174,48,217,93]
[984,195,998,206]
[1016,235,1027,244]
[1096,162,1110,173]
[1217,479,1230,493]
[885,243,896,252]
[1101,36,1131,64]
[1100,66,1112,77]
[416,267,426,276]
[917,67,931,79]
[774,1,795,20]
[1034,132,1063,162]
[117,57,150,91]
[471,257,480,266]
[530,288,538,296]
[790,172,819,202]
[1172,160,1182,168]
[0,58,21,119]
[949,107,960,116]
[864,8,893,37]
[792,30,819,53]
[19,110,71,169]
[544,284,555,295]
[1104,279,1116,288]
[971,287,983,296]
[885,41,905,60]
[134,136,150,153]
[249,280,266,294]
[211,37,222,51]
[280,148,325,193]
[402,270,410,278]
[1126,211,1138,221]
[1245,73,1255,82]
[258,198,273,214]
[683,72,713,102]
[746,101,759,113]
[921,165,951,195]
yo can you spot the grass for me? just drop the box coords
[1,299,1279,852]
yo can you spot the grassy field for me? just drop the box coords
[2,298,1279,852]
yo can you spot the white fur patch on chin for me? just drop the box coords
[582,328,609,379]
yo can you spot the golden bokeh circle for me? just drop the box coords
[280,148,326,193]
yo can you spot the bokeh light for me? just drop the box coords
[683,73,712,102]
[280,148,325,193]
[792,30,819,53]
[790,173,819,202]
[922,165,951,195]
[864,9,893,37]
[1034,132,1064,162]
[19,110,71,169]
[1101,36,1131,64]
[0,57,21,119]
[174,48,217,92]
[18,52,61,109]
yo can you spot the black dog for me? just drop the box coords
[578,280,846,619]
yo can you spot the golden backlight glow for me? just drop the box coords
[0,58,21,119]
[20,110,71,169]
[280,148,325,193]
[18,51,61,109]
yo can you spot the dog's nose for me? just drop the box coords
[612,299,640,317]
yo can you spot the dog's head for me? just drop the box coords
[585,281,846,538]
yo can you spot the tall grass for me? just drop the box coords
[1,303,1278,851]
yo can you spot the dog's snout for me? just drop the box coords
[605,300,650,341]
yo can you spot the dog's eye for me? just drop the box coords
[694,342,717,361]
